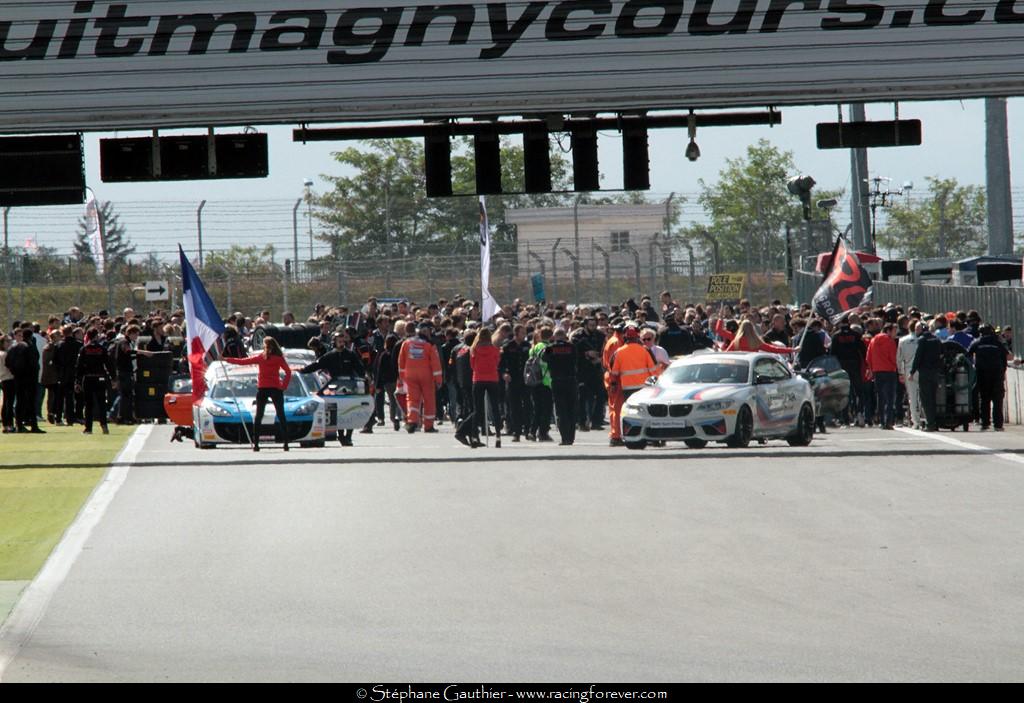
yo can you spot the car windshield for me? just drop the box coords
[209,374,309,399]
[660,360,750,386]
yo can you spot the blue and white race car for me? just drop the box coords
[621,352,815,450]
[192,362,329,448]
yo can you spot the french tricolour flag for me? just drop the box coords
[180,245,224,402]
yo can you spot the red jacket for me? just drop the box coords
[470,344,501,383]
[224,353,292,390]
[866,333,898,374]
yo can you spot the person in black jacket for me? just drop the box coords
[453,330,477,436]
[53,325,83,425]
[831,321,868,425]
[369,333,402,432]
[76,328,115,435]
[574,317,606,431]
[543,328,578,446]
[795,318,828,369]
[657,311,695,357]
[300,332,366,446]
[440,327,461,425]
[968,325,1011,431]
[500,324,532,442]
[4,326,44,433]
[910,328,944,432]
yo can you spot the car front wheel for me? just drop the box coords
[787,403,815,447]
[725,405,753,448]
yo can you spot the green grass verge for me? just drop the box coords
[0,425,135,581]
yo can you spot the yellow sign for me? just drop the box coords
[706,274,746,301]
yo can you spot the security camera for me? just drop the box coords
[817,198,838,210]
[685,140,701,162]
[303,178,314,187]
[902,181,913,192]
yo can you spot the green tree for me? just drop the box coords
[692,139,843,274]
[20,245,69,284]
[204,244,278,274]
[434,136,574,251]
[877,177,986,259]
[74,200,135,269]
[314,139,429,260]
[695,140,803,274]
[313,137,574,259]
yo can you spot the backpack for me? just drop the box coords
[523,352,545,387]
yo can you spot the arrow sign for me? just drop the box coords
[145,280,169,302]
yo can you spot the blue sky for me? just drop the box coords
[6,98,1022,260]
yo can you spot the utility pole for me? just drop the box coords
[985,97,1015,256]
[849,104,872,252]
[305,185,314,263]
[865,176,905,255]
[938,191,948,258]
[196,200,206,270]
[291,198,302,282]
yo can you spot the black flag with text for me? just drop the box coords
[812,236,873,324]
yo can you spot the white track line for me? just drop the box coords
[895,426,1024,466]
[0,424,153,682]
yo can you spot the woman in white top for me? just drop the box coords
[640,329,671,375]
[0,334,15,432]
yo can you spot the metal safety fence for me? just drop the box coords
[791,269,1024,337]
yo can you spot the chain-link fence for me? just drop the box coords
[1,246,800,324]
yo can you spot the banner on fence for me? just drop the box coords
[531,274,546,303]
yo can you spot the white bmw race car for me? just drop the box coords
[621,352,816,449]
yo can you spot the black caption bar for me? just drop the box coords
[338,685,675,702]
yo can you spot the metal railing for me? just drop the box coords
[791,269,1024,335]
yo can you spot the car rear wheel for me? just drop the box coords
[625,440,647,450]
[787,403,815,446]
[683,439,708,449]
[725,405,753,448]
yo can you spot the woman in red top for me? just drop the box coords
[718,319,800,354]
[469,327,502,448]
[223,337,293,452]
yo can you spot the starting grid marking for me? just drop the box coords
[895,427,1024,466]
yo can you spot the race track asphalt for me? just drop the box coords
[3,422,1024,682]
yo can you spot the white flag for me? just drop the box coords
[479,196,499,322]
[84,192,105,276]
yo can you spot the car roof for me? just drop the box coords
[670,352,761,364]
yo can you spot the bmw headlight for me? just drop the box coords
[697,399,735,413]
[204,400,232,417]
[293,400,319,417]
[622,404,647,417]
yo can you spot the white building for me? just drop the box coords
[505,204,670,280]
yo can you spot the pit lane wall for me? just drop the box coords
[2,1,1024,132]
[792,270,1024,425]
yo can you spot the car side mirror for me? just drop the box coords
[645,376,658,386]
[755,374,774,385]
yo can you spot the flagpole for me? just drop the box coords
[211,338,254,448]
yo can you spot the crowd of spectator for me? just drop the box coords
[1,291,1018,443]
